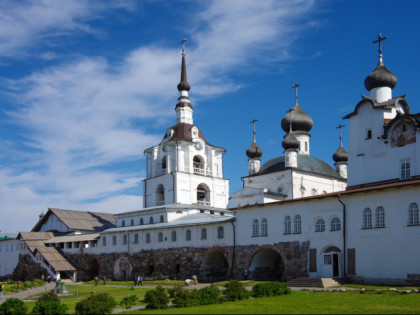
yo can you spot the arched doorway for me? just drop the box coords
[322,245,342,278]
[85,256,99,281]
[113,256,132,281]
[248,248,284,281]
[199,250,229,282]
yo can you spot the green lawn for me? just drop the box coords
[126,290,420,314]
[19,282,420,314]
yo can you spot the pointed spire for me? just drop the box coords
[177,38,190,92]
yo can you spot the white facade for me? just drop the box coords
[0,239,21,277]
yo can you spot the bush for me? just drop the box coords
[252,282,291,298]
[144,286,169,309]
[75,293,117,315]
[167,284,184,299]
[0,298,28,315]
[31,292,68,315]
[198,285,223,305]
[172,289,201,308]
[119,295,138,309]
[223,280,250,301]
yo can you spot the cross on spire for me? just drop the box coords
[287,108,295,133]
[250,118,258,142]
[180,38,187,55]
[373,33,387,55]
[336,124,345,147]
[292,83,301,104]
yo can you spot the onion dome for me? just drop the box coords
[332,145,348,163]
[282,133,299,151]
[246,141,263,159]
[281,103,313,133]
[364,58,397,91]
[177,53,190,92]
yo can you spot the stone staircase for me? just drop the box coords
[287,277,344,288]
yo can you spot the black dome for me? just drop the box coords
[282,133,299,151]
[332,145,348,163]
[281,103,313,133]
[364,60,397,91]
[246,141,263,159]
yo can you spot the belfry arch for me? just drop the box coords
[247,247,285,281]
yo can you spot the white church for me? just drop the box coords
[1,35,419,286]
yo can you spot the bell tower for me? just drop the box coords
[142,39,229,209]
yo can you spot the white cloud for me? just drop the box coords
[0,0,136,57]
[0,0,317,233]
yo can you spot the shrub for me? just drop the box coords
[198,285,223,305]
[0,298,28,315]
[75,293,117,315]
[172,289,201,308]
[119,295,138,309]
[252,282,291,298]
[167,284,184,299]
[144,286,169,309]
[223,280,250,301]
[31,299,68,315]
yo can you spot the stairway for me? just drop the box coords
[287,277,343,288]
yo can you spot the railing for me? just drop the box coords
[197,200,210,206]
[157,200,165,206]
[193,167,211,176]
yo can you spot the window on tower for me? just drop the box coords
[197,184,210,206]
[156,184,165,206]
[193,156,205,175]
[401,159,410,180]
[366,129,372,140]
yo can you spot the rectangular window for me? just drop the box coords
[324,254,332,265]
[112,236,116,246]
[366,129,372,140]
[401,159,410,180]
[134,234,139,244]
[102,237,106,246]
[123,235,128,245]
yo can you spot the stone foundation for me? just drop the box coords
[12,254,48,281]
[348,274,420,286]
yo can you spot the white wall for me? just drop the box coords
[38,214,71,233]
[0,239,22,276]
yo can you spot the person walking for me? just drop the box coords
[103,275,107,286]
[0,283,3,300]
[133,274,137,286]
[94,276,99,286]
[47,275,51,283]
[138,275,142,286]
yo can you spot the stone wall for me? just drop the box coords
[12,254,48,281]
[65,241,310,282]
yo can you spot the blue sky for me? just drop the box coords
[1,0,419,233]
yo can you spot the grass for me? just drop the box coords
[124,290,420,314]
[83,279,185,287]
[339,283,420,290]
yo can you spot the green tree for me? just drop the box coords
[75,293,117,315]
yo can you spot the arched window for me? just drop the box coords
[331,218,341,231]
[140,218,144,225]
[158,232,163,242]
[315,219,325,232]
[375,207,385,228]
[156,184,165,205]
[186,230,191,241]
[284,216,291,234]
[193,156,204,174]
[261,218,268,236]
[294,215,301,234]
[252,219,259,237]
[123,235,128,245]
[150,217,154,224]
[201,228,207,240]
[171,231,177,242]
[160,215,164,223]
[146,233,151,243]
[122,220,125,227]
[363,208,372,229]
[409,203,419,225]
[217,226,224,239]
[197,184,210,206]
[131,219,134,226]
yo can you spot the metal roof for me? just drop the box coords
[45,233,100,244]
[103,213,235,234]
[32,208,116,232]
[254,155,344,179]
[18,232,54,241]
